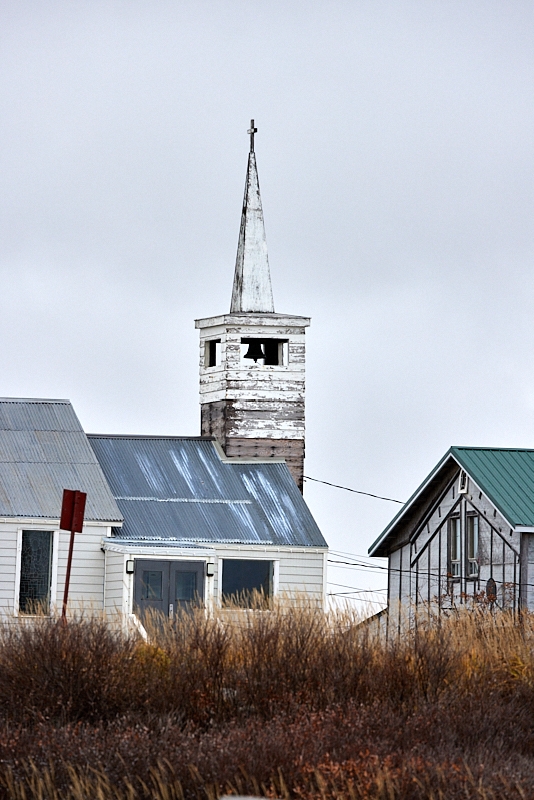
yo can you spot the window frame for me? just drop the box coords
[466,514,479,578]
[448,516,461,579]
[219,557,279,608]
[14,528,59,616]
[240,338,289,367]
[204,339,222,368]
[447,513,479,583]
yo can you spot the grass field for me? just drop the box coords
[0,603,533,799]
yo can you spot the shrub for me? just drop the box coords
[0,605,532,797]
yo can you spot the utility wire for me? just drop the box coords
[328,581,388,593]
[327,558,531,588]
[304,476,404,504]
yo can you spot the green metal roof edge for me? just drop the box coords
[449,446,534,528]
[367,447,456,556]
[368,446,534,557]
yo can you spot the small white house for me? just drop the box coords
[368,446,534,628]
[91,434,327,617]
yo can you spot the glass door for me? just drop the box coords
[169,561,205,617]
[134,560,206,619]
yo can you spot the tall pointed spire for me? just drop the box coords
[230,120,275,313]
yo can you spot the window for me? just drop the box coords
[141,570,163,600]
[175,571,197,602]
[448,515,479,580]
[449,517,461,578]
[221,559,274,607]
[240,339,288,366]
[467,516,479,577]
[205,339,221,368]
[19,530,53,614]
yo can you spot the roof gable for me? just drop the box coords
[369,446,534,557]
[0,398,122,522]
[88,435,327,548]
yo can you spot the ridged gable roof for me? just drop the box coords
[451,447,534,526]
[88,435,327,548]
[369,446,534,557]
[0,398,122,522]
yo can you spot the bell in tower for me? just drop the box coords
[195,122,310,491]
[242,340,265,362]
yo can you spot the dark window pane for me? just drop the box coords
[222,559,273,607]
[19,531,53,614]
[175,571,197,602]
[142,570,163,600]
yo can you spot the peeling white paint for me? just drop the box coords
[230,153,274,314]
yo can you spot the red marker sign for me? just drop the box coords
[60,489,87,620]
[60,489,87,533]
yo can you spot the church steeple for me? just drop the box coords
[195,122,310,492]
[230,120,274,313]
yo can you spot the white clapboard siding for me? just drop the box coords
[0,526,26,614]
[55,526,106,610]
[104,550,129,617]
[212,545,326,602]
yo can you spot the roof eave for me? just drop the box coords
[368,448,457,557]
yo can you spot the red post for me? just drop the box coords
[59,489,87,621]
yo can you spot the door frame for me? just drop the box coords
[133,557,208,618]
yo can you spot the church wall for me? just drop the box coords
[0,526,18,614]
[55,524,107,613]
[0,520,112,618]
[211,544,326,605]
[101,543,326,618]
[104,549,129,617]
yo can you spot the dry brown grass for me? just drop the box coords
[0,603,532,798]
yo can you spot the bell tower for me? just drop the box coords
[195,122,310,491]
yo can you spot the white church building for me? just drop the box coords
[0,125,327,621]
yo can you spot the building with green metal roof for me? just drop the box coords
[369,447,534,619]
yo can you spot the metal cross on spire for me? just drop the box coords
[247,119,258,153]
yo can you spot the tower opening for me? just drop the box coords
[241,338,288,366]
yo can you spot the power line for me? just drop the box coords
[304,476,404,504]
[328,581,388,593]
[330,548,387,562]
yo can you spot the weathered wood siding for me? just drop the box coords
[387,470,523,621]
[196,313,309,491]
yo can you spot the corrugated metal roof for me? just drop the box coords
[88,435,327,548]
[0,399,122,522]
[368,446,534,557]
[452,447,534,527]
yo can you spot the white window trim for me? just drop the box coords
[273,559,280,594]
[14,528,58,617]
[217,557,280,606]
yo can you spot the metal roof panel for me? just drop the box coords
[0,399,122,522]
[89,436,327,548]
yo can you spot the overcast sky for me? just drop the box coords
[1,1,533,609]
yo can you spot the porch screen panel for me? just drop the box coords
[19,531,53,613]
